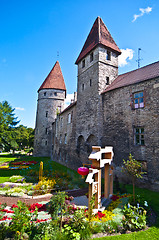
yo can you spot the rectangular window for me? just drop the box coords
[82,59,85,68]
[134,91,144,109]
[45,128,48,134]
[90,79,92,86]
[90,52,93,62]
[60,134,62,144]
[68,113,71,124]
[45,140,47,146]
[106,50,111,60]
[46,111,48,117]
[82,83,84,91]
[106,77,109,85]
[44,92,46,96]
[64,134,67,144]
[71,111,73,123]
[134,127,145,145]
[61,117,63,127]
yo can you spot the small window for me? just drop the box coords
[45,141,47,146]
[106,50,111,60]
[134,127,145,145]
[44,92,46,96]
[68,113,71,124]
[54,92,57,96]
[82,84,84,91]
[45,128,48,134]
[82,59,85,68]
[134,92,144,109]
[60,134,62,144]
[71,111,73,123]
[90,79,92,87]
[64,134,67,144]
[46,111,48,117]
[90,52,93,62]
[106,77,109,85]
[61,117,63,127]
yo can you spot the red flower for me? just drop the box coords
[97,211,105,218]
[11,204,18,209]
[110,195,119,201]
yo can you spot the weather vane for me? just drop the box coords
[57,51,59,59]
[136,48,143,68]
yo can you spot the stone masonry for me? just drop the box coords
[34,17,159,190]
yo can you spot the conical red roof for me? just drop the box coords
[38,61,66,92]
[75,17,121,64]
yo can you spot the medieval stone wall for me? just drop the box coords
[52,102,79,169]
[101,77,159,190]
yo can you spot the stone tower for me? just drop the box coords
[75,17,121,150]
[33,61,66,157]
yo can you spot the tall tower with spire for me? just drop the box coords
[33,61,66,157]
[75,17,121,147]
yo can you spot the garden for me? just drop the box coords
[0,153,159,239]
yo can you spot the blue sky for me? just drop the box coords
[0,0,158,128]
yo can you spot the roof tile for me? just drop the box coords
[75,17,121,64]
[102,61,159,93]
[38,61,66,92]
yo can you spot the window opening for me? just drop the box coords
[90,52,93,62]
[64,134,67,144]
[82,59,85,68]
[134,127,145,145]
[134,92,144,108]
[106,50,111,60]
[106,77,109,85]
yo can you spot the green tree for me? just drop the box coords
[122,154,146,202]
[0,101,19,152]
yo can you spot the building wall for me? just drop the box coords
[52,103,78,168]
[33,88,65,157]
[101,77,159,190]
[75,46,119,163]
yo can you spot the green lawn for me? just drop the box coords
[0,153,86,189]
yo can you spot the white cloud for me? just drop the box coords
[132,7,152,22]
[64,93,74,108]
[15,107,25,111]
[118,48,134,67]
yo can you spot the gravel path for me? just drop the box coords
[0,188,88,206]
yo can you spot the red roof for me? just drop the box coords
[38,61,66,92]
[75,16,121,64]
[102,61,159,93]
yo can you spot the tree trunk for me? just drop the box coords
[133,178,135,203]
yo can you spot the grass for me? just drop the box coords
[0,153,86,189]
[1,154,159,239]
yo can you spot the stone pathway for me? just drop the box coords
[0,188,88,206]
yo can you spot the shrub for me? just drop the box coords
[34,177,56,195]
[122,203,147,231]
[9,175,26,183]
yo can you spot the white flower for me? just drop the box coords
[144,201,148,207]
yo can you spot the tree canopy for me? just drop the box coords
[0,101,34,152]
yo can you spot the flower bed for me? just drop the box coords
[0,193,150,240]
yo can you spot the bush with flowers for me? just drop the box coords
[34,177,56,195]
[122,202,147,231]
